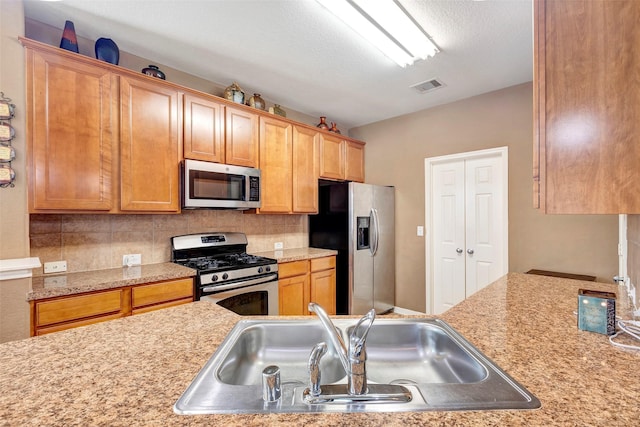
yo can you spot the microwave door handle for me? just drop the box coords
[201,273,278,293]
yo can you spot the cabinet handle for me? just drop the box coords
[456,248,463,254]
[467,249,474,255]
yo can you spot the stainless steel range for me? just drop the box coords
[171,232,279,315]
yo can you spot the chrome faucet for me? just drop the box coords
[308,302,375,395]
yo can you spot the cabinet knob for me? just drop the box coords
[456,248,463,254]
[467,249,474,255]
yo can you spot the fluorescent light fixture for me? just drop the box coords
[316,0,439,67]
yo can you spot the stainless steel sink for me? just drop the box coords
[357,322,488,384]
[217,322,346,385]
[174,318,540,414]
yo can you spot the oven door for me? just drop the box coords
[199,274,279,316]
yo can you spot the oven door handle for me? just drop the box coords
[201,273,278,293]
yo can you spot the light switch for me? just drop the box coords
[417,226,424,236]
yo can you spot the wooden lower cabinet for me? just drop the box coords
[278,256,336,315]
[30,277,193,336]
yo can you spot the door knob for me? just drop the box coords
[456,248,463,254]
[467,249,474,255]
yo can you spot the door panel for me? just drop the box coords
[465,156,504,297]
[432,161,466,314]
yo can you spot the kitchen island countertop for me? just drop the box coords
[1,273,638,426]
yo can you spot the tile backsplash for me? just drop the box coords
[30,211,308,276]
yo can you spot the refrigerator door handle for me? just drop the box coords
[370,208,380,256]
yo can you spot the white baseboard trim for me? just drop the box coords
[392,306,426,315]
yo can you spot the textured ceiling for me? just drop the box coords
[23,0,533,130]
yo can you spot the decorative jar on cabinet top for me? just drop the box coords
[224,82,245,105]
[142,65,166,80]
[316,116,329,129]
[249,93,265,110]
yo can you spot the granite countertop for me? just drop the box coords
[252,247,338,263]
[2,273,639,426]
[28,249,335,301]
[28,263,197,301]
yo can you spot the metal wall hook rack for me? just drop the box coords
[0,91,17,188]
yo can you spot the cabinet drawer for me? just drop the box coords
[131,278,193,309]
[278,260,309,278]
[36,289,125,327]
[310,256,335,272]
[35,312,126,336]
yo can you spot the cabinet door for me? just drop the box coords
[319,134,345,180]
[292,126,319,213]
[32,288,129,335]
[534,0,640,213]
[278,274,310,315]
[310,269,336,315]
[259,117,293,213]
[27,47,115,211]
[345,140,365,183]
[225,106,258,167]
[120,75,181,212]
[183,94,225,162]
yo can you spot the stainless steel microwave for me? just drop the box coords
[182,159,261,209]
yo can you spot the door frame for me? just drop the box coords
[424,147,509,314]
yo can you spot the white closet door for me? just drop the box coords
[465,155,505,297]
[432,161,466,314]
[428,148,507,315]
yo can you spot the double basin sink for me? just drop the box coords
[174,317,540,414]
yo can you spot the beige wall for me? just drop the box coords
[350,83,618,313]
[0,0,30,342]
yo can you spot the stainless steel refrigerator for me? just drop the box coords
[309,180,395,315]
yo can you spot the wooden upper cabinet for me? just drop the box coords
[319,133,345,180]
[26,46,116,212]
[183,93,225,163]
[534,0,640,213]
[292,126,319,213]
[345,140,365,183]
[225,106,258,167]
[259,116,293,213]
[319,134,365,183]
[120,75,182,212]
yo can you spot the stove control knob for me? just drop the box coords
[212,275,218,282]
[258,267,264,274]
[265,266,271,272]
[222,273,229,280]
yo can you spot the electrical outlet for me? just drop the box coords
[44,260,67,274]
[417,226,424,236]
[274,242,284,250]
[44,276,67,287]
[122,254,142,267]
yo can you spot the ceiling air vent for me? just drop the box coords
[410,78,445,94]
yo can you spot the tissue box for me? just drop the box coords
[577,289,616,335]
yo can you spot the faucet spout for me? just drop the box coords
[307,303,349,373]
[308,302,376,396]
